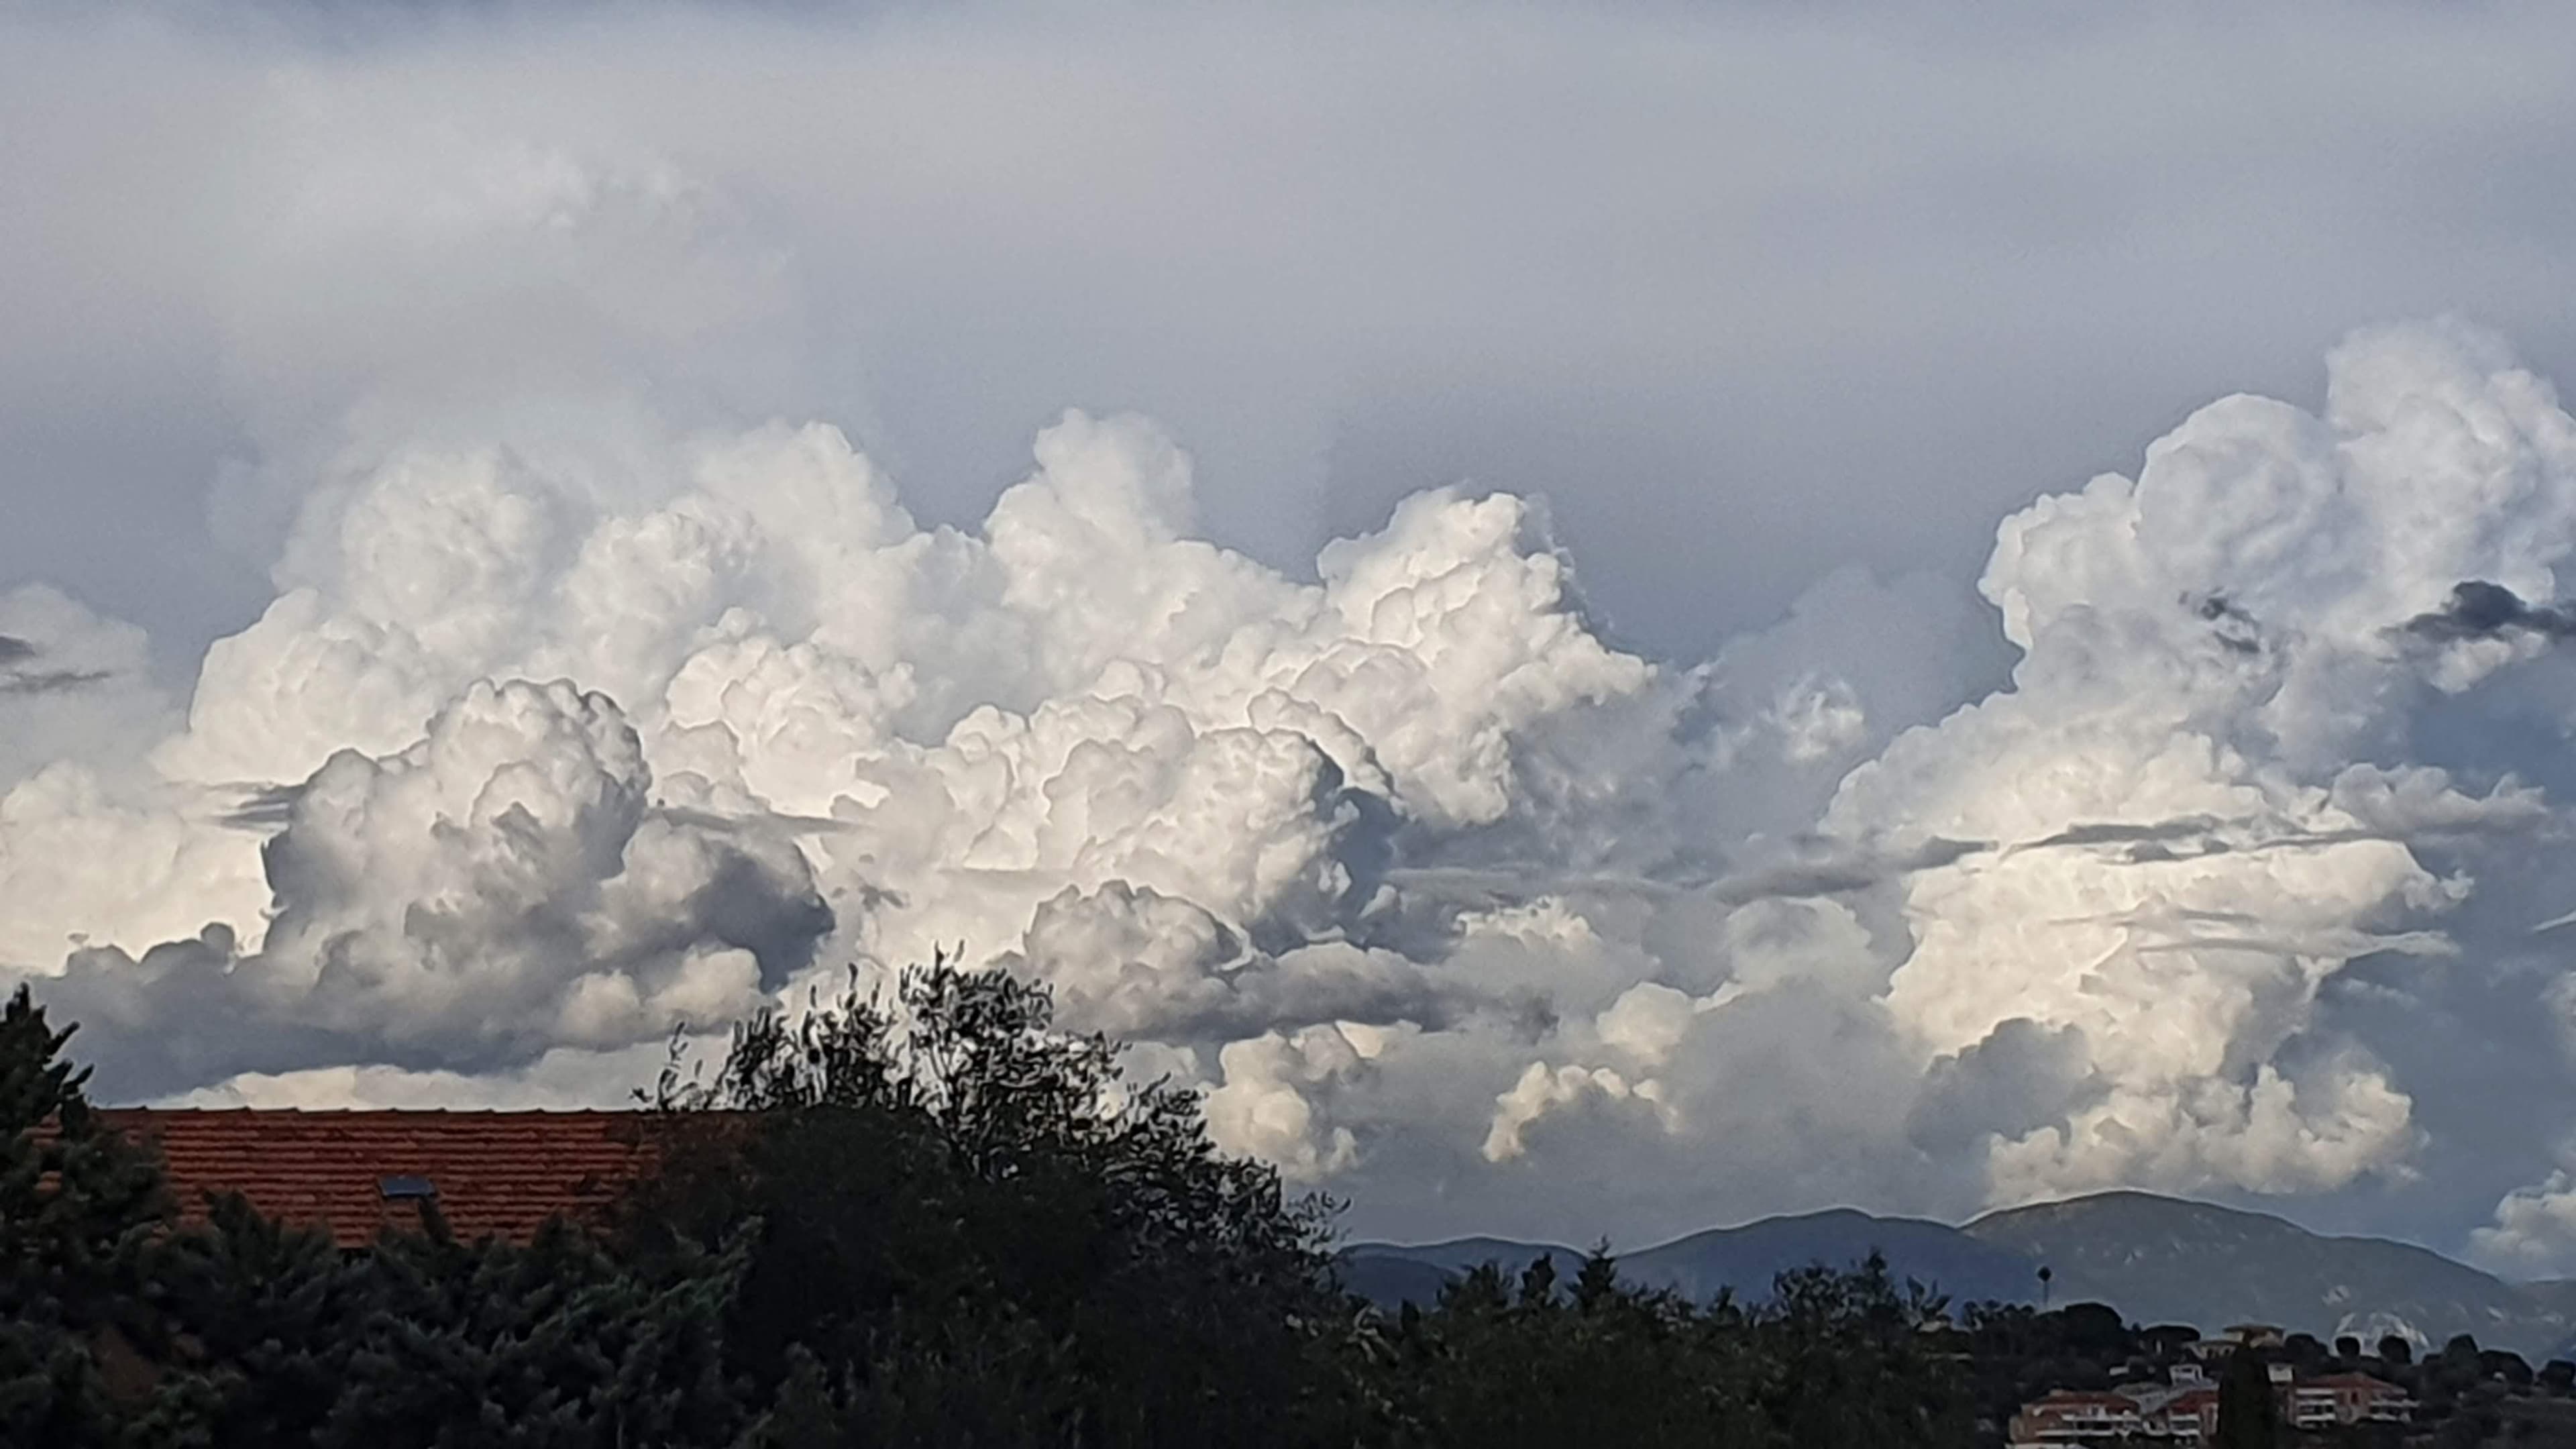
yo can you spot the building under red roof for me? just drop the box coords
[98,1108,674,1248]
[2286,1372,2416,1428]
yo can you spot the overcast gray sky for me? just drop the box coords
[15,1,2576,668]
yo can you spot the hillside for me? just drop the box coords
[1965,1191,2573,1357]
[1342,1191,2576,1359]
[1621,1208,2042,1307]
[1337,1210,2047,1316]
[1339,1206,2040,1309]
[1335,1236,1583,1308]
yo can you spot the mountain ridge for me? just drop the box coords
[1338,1190,2576,1358]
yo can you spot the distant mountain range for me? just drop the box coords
[1337,1191,2576,1360]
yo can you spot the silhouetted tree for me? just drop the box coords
[0,970,2023,1449]
[2055,1302,2129,1360]
[1378,1250,1766,1447]
[1752,1254,1970,1448]
[0,986,168,1444]
[2216,1346,2278,1449]
[627,961,1366,1446]
[119,1189,752,1448]
[2480,1348,2535,1389]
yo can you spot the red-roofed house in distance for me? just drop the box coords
[2007,1389,2148,1444]
[99,1109,673,1248]
[2008,1370,2409,1446]
[2286,1372,2416,1430]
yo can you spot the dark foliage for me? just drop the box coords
[1,966,1985,1447]
[1371,1247,1764,1446]
[1955,1298,2133,1425]
[131,1201,749,1448]
[1751,1255,1969,1446]
[2216,1345,2280,1449]
[1364,1244,1970,1448]
[0,985,168,1442]
[624,961,1368,1446]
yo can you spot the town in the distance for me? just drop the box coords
[1342,1189,2576,1446]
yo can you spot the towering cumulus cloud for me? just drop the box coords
[0,406,1646,1113]
[14,319,2576,1259]
[1833,321,2571,1201]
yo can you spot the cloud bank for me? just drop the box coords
[15,319,2576,1263]
[15,1,2576,1270]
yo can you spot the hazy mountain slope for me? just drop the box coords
[1619,1208,2043,1307]
[1965,1191,2571,1356]
[1345,1235,1582,1277]
[2520,1280,2576,1320]
[1336,1212,2042,1313]
[1333,1235,1582,1307]
[1342,1191,2576,1358]
[1333,1248,1486,1310]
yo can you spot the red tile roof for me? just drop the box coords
[99,1109,672,1248]
[2300,1373,2407,1393]
[2027,1391,2141,1407]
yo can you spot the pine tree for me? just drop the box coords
[2216,1346,2280,1449]
[284,1214,749,1449]
[123,1191,365,1447]
[1570,1243,1621,1316]
[1754,1253,1968,1448]
[731,1346,850,1448]
[0,984,170,1445]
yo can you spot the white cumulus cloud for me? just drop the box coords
[17,0,2576,1258]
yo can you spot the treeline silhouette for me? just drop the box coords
[1,969,1972,1447]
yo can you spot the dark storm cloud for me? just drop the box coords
[0,669,114,697]
[0,633,113,696]
[1385,835,1992,914]
[2008,816,2228,854]
[215,782,303,830]
[1907,1018,2104,1161]
[2405,581,2576,644]
[212,788,868,836]
[2193,594,2263,655]
[1705,837,1991,905]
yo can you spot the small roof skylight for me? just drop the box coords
[379,1175,437,1200]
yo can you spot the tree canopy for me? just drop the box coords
[0,971,1978,1446]
[2216,1345,2280,1449]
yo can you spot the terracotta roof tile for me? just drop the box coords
[2300,1373,2406,1391]
[98,1109,684,1249]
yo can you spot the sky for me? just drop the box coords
[13,0,2576,1271]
